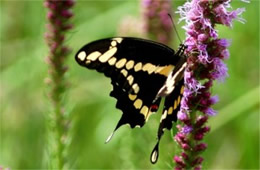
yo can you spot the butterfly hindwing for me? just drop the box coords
[160,79,184,130]
[150,79,185,164]
[110,72,166,129]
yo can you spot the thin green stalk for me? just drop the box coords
[44,0,74,169]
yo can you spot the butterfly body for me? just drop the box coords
[75,37,187,164]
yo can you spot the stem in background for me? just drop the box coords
[44,0,74,169]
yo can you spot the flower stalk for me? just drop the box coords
[44,0,74,169]
[174,0,246,169]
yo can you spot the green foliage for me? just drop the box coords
[0,0,259,169]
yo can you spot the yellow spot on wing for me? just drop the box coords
[145,111,152,121]
[120,69,128,77]
[78,51,86,61]
[111,40,117,47]
[151,150,158,163]
[126,60,134,70]
[143,63,153,71]
[132,83,139,94]
[168,107,173,115]
[147,66,156,74]
[181,86,185,94]
[174,100,178,109]
[143,63,156,74]
[177,96,181,105]
[127,75,134,85]
[128,94,137,101]
[86,51,101,61]
[160,110,168,122]
[116,58,127,68]
[154,66,163,74]
[108,57,117,65]
[99,47,117,63]
[157,65,174,76]
[140,106,149,117]
[113,38,123,43]
[134,99,143,109]
[134,62,142,72]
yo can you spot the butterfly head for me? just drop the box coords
[176,44,187,57]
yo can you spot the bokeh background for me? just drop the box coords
[0,0,259,169]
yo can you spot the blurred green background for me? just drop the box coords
[0,0,259,169]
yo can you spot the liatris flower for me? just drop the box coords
[44,0,74,169]
[117,15,146,37]
[142,0,173,45]
[174,0,246,169]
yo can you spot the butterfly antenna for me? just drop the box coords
[168,14,182,44]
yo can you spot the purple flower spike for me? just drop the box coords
[44,0,74,168]
[174,0,247,168]
[142,0,172,45]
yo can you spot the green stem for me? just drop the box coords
[184,110,198,168]
[44,0,74,168]
[55,103,64,169]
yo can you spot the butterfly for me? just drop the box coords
[75,37,187,164]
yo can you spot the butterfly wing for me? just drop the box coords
[75,37,180,130]
[150,79,185,164]
[150,46,187,163]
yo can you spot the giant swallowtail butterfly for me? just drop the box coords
[75,37,187,164]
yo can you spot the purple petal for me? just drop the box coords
[210,95,219,105]
[211,58,228,82]
[198,33,208,42]
[204,107,217,116]
[184,71,204,92]
[177,110,188,121]
[217,39,231,47]
[221,49,230,59]
[182,125,193,134]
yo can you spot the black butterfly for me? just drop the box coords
[75,37,187,164]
